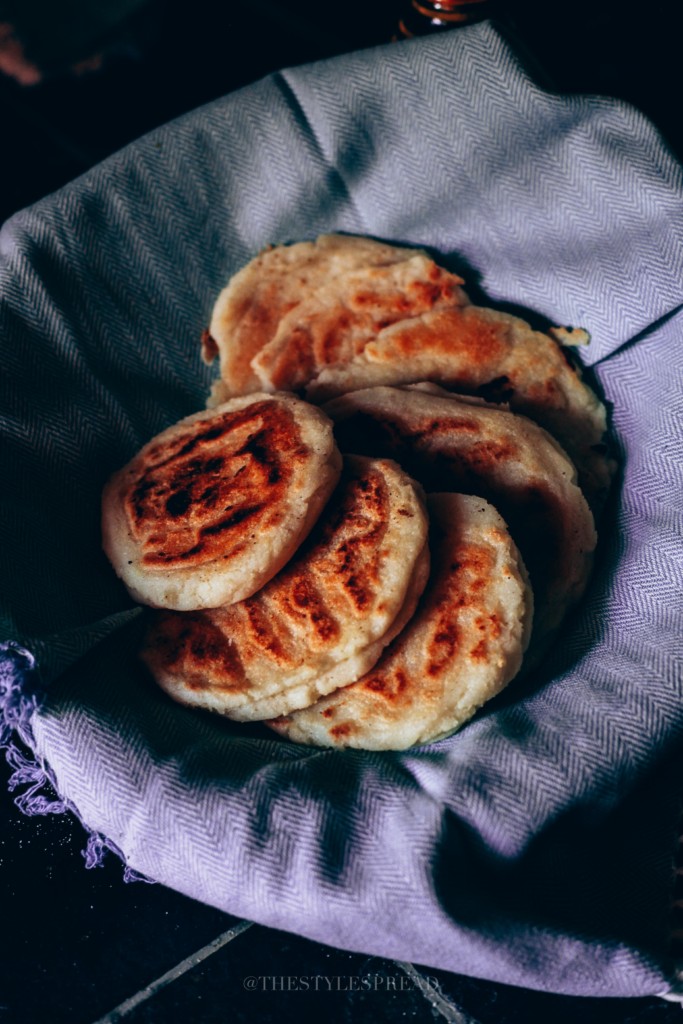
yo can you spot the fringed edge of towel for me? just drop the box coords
[0,640,154,885]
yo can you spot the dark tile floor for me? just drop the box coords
[2,3,683,1022]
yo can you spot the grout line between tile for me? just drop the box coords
[89,919,254,1023]
[395,961,482,1024]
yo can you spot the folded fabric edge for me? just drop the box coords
[3,635,683,1000]
[593,301,683,370]
[0,607,144,691]
[0,641,153,884]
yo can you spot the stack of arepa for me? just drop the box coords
[102,235,614,750]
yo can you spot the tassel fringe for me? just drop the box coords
[0,641,153,883]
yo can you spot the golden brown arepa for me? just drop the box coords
[267,493,533,750]
[306,300,613,508]
[141,456,430,720]
[325,385,596,660]
[101,393,341,611]
[204,235,613,509]
[203,233,467,404]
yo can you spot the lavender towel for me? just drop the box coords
[2,22,683,998]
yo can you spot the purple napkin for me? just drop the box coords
[2,22,683,998]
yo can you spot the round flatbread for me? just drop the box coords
[267,493,533,750]
[102,393,341,610]
[141,456,430,720]
[308,303,613,510]
[325,385,596,660]
[203,234,613,509]
[203,233,464,403]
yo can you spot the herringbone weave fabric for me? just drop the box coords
[2,23,683,997]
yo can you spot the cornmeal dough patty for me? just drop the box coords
[325,384,596,660]
[203,234,613,509]
[142,456,430,719]
[102,392,341,610]
[203,233,464,401]
[267,493,533,750]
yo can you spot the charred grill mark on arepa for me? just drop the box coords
[267,463,391,644]
[326,388,596,654]
[424,543,495,675]
[145,610,248,692]
[267,493,533,750]
[125,401,305,570]
[103,392,342,610]
[362,667,410,699]
[141,456,430,721]
[275,573,340,645]
[320,469,388,612]
[341,408,565,622]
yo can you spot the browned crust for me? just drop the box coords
[327,388,596,651]
[267,493,532,749]
[142,456,430,714]
[124,400,307,572]
[145,460,400,680]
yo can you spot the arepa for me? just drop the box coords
[267,493,532,750]
[101,392,341,611]
[204,233,465,404]
[203,234,613,508]
[326,385,596,658]
[141,456,430,719]
[308,302,613,509]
